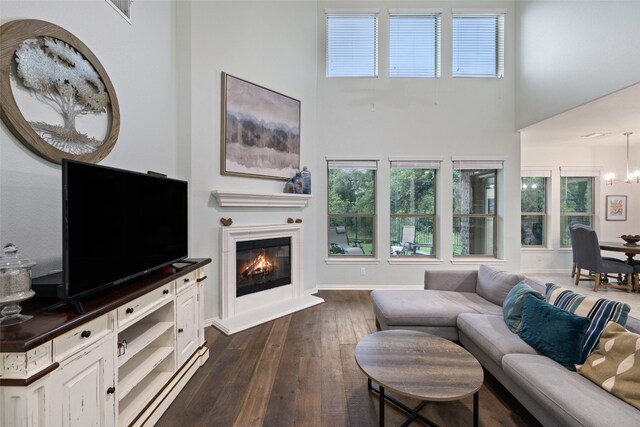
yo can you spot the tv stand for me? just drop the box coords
[0,258,211,427]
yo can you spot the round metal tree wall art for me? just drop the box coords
[0,20,119,164]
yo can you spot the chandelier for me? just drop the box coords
[604,132,640,185]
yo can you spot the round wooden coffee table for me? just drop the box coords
[355,329,483,426]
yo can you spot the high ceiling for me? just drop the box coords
[520,82,640,148]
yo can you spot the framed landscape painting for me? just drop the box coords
[605,195,627,221]
[221,73,300,180]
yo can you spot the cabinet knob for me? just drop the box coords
[196,276,208,282]
[183,278,190,283]
[126,307,134,314]
[107,386,115,395]
[163,289,169,295]
[178,328,184,333]
[80,330,91,338]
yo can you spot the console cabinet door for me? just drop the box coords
[58,337,115,427]
[176,285,199,368]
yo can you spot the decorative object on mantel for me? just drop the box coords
[221,72,300,180]
[604,132,639,185]
[287,218,294,223]
[301,166,311,194]
[295,219,302,223]
[220,218,233,227]
[293,170,303,193]
[605,195,627,221]
[0,20,120,164]
[621,235,640,246]
[0,243,35,326]
[212,190,311,208]
[284,179,294,193]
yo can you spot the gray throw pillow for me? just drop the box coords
[476,264,524,306]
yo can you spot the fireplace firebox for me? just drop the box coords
[236,237,291,297]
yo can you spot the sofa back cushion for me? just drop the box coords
[519,295,590,371]
[546,283,631,363]
[476,264,524,306]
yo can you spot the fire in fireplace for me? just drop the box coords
[236,237,292,297]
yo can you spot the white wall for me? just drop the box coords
[315,1,521,288]
[520,139,640,273]
[515,0,640,129]
[177,1,319,320]
[0,0,179,277]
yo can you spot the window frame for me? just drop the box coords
[559,175,595,248]
[327,159,378,257]
[452,159,502,257]
[388,10,442,78]
[326,10,379,78]
[389,158,440,257]
[451,9,505,78]
[520,174,549,248]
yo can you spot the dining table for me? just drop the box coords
[599,241,640,265]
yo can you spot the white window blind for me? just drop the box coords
[326,12,378,77]
[390,159,441,169]
[452,12,505,78]
[389,12,441,77]
[559,166,601,177]
[328,160,378,170]
[453,159,504,170]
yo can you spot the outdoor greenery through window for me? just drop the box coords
[453,161,500,256]
[389,12,441,77]
[560,176,594,248]
[328,160,376,256]
[452,12,505,77]
[390,160,437,256]
[521,177,547,247]
[326,12,378,77]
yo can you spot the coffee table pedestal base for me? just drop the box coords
[368,378,478,427]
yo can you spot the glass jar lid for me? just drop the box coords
[0,243,36,269]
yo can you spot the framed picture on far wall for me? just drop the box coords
[221,73,301,180]
[605,195,627,221]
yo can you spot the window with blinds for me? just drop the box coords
[452,159,502,257]
[452,11,505,78]
[327,160,377,256]
[390,159,439,257]
[389,12,441,78]
[326,12,378,77]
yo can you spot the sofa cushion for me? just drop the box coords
[546,283,631,363]
[502,281,544,333]
[476,264,524,306]
[371,289,501,327]
[578,321,640,410]
[502,353,640,426]
[457,313,538,364]
[518,296,590,371]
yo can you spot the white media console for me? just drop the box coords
[0,259,210,427]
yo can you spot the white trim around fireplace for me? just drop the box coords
[211,223,324,335]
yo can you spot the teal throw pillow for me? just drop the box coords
[546,283,630,363]
[518,295,590,371]
[502,281,544,333]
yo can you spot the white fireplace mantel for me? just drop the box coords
[210,223,323,335]
[212,190,311,208]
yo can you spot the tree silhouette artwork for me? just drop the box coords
[14,36,110,154]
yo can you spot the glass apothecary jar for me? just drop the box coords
[0,243,36,325]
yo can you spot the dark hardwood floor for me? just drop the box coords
[156,290,541,426]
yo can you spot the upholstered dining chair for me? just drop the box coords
[573,226,635,292]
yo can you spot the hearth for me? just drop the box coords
[236,237,291,297]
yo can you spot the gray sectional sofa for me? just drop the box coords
[371,265,640,426]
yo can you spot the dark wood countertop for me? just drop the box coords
[0,258,211,353]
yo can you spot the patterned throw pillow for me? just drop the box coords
[546,283,631,363]
[502,281,544,333]
[578,321,640,410]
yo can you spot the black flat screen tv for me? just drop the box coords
[62,160,188,304]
